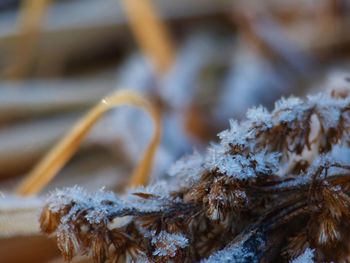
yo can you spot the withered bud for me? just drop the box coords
[57,225,80,261]
[40,205,61,234]
[91,232,110,263]
[317,216,340,245]
[207,177,247,221]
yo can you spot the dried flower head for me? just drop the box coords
[40,90,350,262]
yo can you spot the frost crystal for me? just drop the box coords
[150,231,188,257]
[246,106,272,128]
[308,93,346,129]
[168,150,205,185]
[129,181,173,198]
[274,96,303,112]
[86,189,125,224]
[290,248,315,263]
[217,119,244,148]
[205,144,249,179]
[47,186,89,213]
[202,231,265,263]
[205,105,281,180]
[273,96,304,122]
[205,145,279,179]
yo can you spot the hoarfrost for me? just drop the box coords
[206,104,281,181]
[308,93,346,129]
[218,120,245,149]
[253,151,280,175]
[47,186,89,213]
[46,186,164,225]
[85,188,125,224]
[272,92,350,129]
[290,248,315,263]
[205,144,280,180]
[129,181,173,198]
[306,154,336,178]
[331,145,350,164]
[246,106,272,128]
[273,175,311,190]
[150,231,188,257]
[317,105,341,129]
[274,96,303,112]
[202,230,265,263]
[273,96,304,122]
[168,150,205,185]
[205,144,250,179]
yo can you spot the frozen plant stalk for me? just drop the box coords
[41,90,350,262]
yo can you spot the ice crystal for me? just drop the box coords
[150,231,188,257]
[46,186,172,226]
[47,186,89,213]
[202,231,265,263]
[129,181,173,198]
[205,144,249,179]
[290,248,315,263]
[272,174,311,190]
[217,119,244,148]
[205,145,279,180]
[246,106,272,128]
[168,150,205,186]
[308,93,347,129]
[274,96,303,112]
[272,96,305,123]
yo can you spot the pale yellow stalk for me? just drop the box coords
[7,0,51,79]
[121,0,175,74]
[16,90,162,196]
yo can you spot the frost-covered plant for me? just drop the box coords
[40,91,350,262]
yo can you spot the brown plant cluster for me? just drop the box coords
[40,91,350,262]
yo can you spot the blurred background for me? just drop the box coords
[1,0,350,262]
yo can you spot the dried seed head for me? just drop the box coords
[151,231,188,261]
[206,177,247,221]
[317,216,340,245]
[57,225,80,261]
[38,91,350,262]
[322,185,350,220]
[91,232,110,263]
[40,205,61,234]
[286,230,309,259]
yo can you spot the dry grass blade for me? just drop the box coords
[15,89,162,196]
[121,0,175,74]
[6,0,51,79]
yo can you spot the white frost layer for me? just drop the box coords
[290,248,315,263]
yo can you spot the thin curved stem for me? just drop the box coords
[16,89,162,196]
[6,0,51,79]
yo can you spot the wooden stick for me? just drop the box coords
[16,89,162,196]
[0,200,41,237]
[121,0,175,74]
